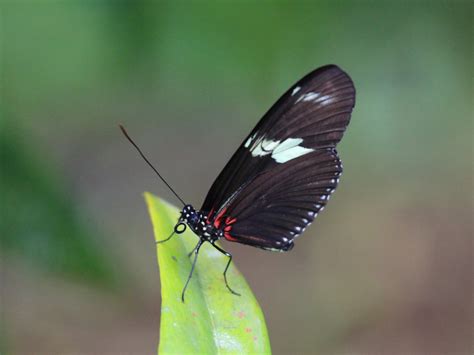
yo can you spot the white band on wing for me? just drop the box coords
[248,135,314,163]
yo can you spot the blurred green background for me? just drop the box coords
[1,1,472,354]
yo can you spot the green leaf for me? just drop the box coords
[145,193,271,355]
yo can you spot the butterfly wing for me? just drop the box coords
[201,65,355,251]
[212,149,342,251]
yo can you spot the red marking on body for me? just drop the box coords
[245,327,252,333]
[213,207,228,229]
[236,310,246,319]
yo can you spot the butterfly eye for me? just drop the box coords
[189,214,199,224]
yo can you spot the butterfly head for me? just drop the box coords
[180,204,200,225]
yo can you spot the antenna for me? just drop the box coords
[119,125,186,206]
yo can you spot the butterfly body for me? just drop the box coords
[178,205,223,243]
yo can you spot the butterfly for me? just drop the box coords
[120,64,355,302]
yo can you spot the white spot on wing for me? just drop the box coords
[249,136,314,163]
[264,246,287,252]
[244,137,252,148]
[291,86,301,96]
[272,137,313,163]
[302,92,319,102]
[244,131,258,148]
[295,91,316,103]
[272,137,302,153]
[295,91,334,105]
[251,138,280,157]
[317,94,333,105]
[272,145,313,163]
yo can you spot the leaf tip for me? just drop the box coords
[143,191,157,206]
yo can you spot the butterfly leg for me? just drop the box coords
[211,243,241,296]
[181,240,204,303]
[156,230,175,244]
[187,243,198,257]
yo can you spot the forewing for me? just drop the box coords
[201,65,355,217]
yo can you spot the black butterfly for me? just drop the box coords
[121,64,355,302]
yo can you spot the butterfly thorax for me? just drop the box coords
[179,205,223,243]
